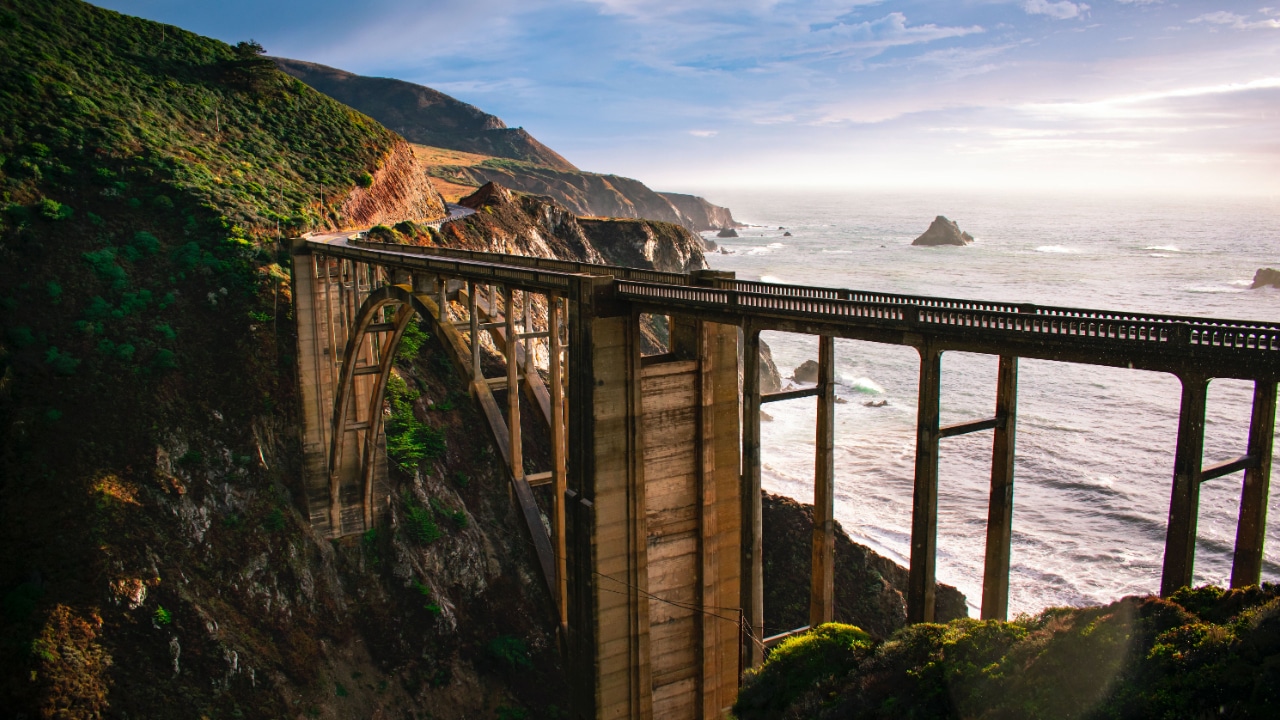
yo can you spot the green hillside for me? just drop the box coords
[735,585,1280,720]
[0,0,399,714]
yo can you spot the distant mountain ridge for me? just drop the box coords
[272,57,577,172]
[275,57,742,232]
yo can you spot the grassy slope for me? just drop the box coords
[0,0,398,715]
[735,585,1280,720]
[274,57,578,172]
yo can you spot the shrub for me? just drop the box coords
[366,224,399,243]
[44,346,80,375]
[38,197,72,220]
[153,606,173,625]
[735,624,873,719]
[487,635,533,671]
[355,171,374,188]
[395,322,428,360]
[385,373,445,470]
[263,508,286,531]
[403,499,442,544]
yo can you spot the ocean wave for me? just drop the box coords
[768,242,785,249]
[1035,245,1078,254]
[1187,285,1246,294]
[841,375,886,394]
[1144,245,1181,252]
[760,274,784,284]
[1148,253,1171,258]
[747,247,773,255]
[1229,279,1252,287]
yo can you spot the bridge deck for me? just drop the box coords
[306,234,1279,381]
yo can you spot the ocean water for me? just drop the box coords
[698,190,1279,617]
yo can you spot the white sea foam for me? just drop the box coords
[768,242,785,249]
[760,275,783,284]
[747,247,773,255]
[1148,253,1170,258]
[1035,245,1077,254]
[1144,245,1181,252]
[842,376,885,394]
[1187,285,1246,294]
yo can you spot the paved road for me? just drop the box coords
[305,202,475,247]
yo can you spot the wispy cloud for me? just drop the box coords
[1023,1,1090,20]
[1189,11,1280,30]
[688,129,718,137]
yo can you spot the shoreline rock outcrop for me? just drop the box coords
[792,359,820,384]
[763,492,968,639]
[1251,267,1280,289]
[912,215,974,246]
[716,228,740,238]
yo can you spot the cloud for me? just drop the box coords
[1023,1,1090,20]
[808,11,984,54]
[1189,12,1280,30]
[688,129,718,137]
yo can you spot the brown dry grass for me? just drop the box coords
[410,144,493,168]
[411,144,488,201]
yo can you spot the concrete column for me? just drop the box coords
[1232,379,1277,587]
[549,293,568,628]
[908,343,942,623]
[505,286,523,480]
[981,355,1019,621]
[810,335,836,627]
[1161,375,1209,596]
[741,324,764,667]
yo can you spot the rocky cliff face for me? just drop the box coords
[578,218,708,273]
[659,192,742,230]
[430,162,737,233]
[762,492,968,639]
[273,58,577,172]
[340,140,448,227]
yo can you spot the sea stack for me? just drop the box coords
[717,228,740,238]
[1251,268,1280,289]
[912,215,974,246]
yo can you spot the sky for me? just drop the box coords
[94,1,1280,196]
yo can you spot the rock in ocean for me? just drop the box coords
[912,215,974,246]
[1251,268,1280,289]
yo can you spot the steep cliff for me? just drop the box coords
[659,192,742,230]
[339,139,448,227]
[273,58,577,172]
[578,217,708,273]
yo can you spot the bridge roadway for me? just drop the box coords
[295,230,1278,720]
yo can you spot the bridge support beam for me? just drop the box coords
[810,335,836,627]
[908,343,942,623]
[1162,375,1209,596]
[741,324,764,667]
[1232,379,1277,588]
[981,355,1019,621]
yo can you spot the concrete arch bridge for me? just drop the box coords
[291,230,1279,720]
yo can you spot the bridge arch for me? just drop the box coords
[327,283,435,531]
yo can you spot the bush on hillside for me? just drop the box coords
[733,585,1280,720]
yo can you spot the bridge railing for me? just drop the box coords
[347,238,692,286]
[617,281,1280,356]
